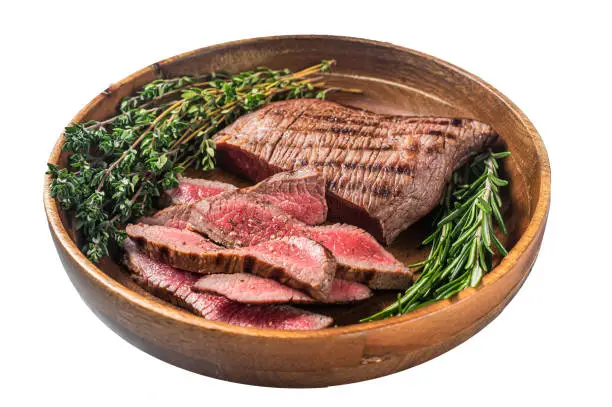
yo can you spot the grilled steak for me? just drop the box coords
[183,193,412,289]
[164,175,237,205]
[214,99,498,244]
[126,224,336,300]
[194,273,372,304]
[123,239,333,330]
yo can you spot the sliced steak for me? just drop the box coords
[246,166,327,224]
[194,273,372,305]
[140,203,193,229]
[126,224,336,301]
[165,175,237,205]
[307,224,413,289]
[123,239,333,330]
[213,99,498,244]
[185,193,412,290]
[156,167,326,225]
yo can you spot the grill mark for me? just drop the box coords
[267,108,292,116]
[442,122,448,149]
[366,124,393,209]
[214,254,224,266]
[258,106,308,160]
[369,127,399,208]
[399,118,453,125]
[331,120,368,195]
[425,144,443,154]
[157,245,171,263]
[132,236,145,246]
[373,186,393,198]
[266,266,284,281]
[243,256,255,274]
[300,113,383,127]
[284,125,371,137]
[289,124,456,137]
[267,105,313,165]
[326,179,399,198]
[266,106,468,129]
[275,142,395,152]
[242,124,462,154]
[297,112,458,127]
[428,130,457,139]
[311,160,413,175]
[266,105,381,126]
[249,106,281,158]
[270,123,461,141]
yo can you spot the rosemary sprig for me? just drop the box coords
[362,151,511,322]
[48,60,360,262]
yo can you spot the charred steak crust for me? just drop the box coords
[123,239,333,330]
[213,99,498,244]
[126,224,336,301]
[126,223,235,273]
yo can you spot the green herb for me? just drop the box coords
[47,60,360,262]
[362,151,511,322]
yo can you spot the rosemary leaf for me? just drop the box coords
[362,151,511,322]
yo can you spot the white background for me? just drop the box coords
[2,1,610,406]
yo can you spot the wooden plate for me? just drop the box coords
[43,35,550,387]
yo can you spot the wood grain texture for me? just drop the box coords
[43,35,550,387]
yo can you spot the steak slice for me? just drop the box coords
[213,99,498,244]
[245,166,327,225]
[158,166,326,225]
[307,224,413,289]
[126,224,336,301]
[164,175,237,205]
[140,203,193,229]
[194,273,372,304]
[186,193,412,290]
[123,239,333,330]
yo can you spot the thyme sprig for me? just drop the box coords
[362,151,511,322]
[48,60,360,262]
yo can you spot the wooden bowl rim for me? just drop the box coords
[43,34,551,339]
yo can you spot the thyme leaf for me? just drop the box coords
[48,60,359,262]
